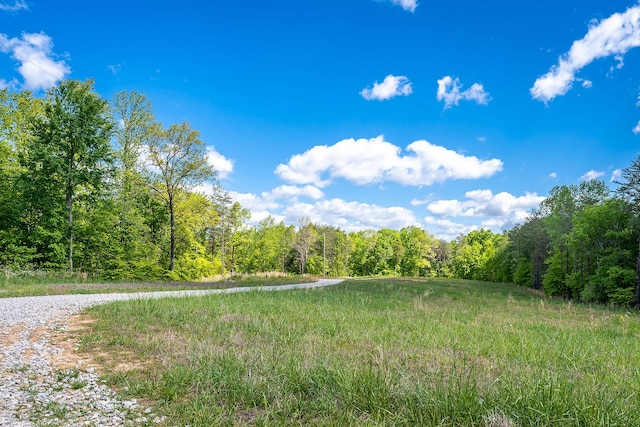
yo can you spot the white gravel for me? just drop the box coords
[0,279,343,426]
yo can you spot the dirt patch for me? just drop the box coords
[27,314,144,374]
[27,320,94,371]
[0,324,27,363]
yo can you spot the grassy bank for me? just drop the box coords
[78,278,640,426]
[0,271,313,298]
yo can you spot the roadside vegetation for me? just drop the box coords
[3,82,640,309]
[0,270,312,298]
[78,278,640,426]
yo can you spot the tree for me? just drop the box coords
[294,217,316,275]
[0,89,44,266]
[29,79,114,272]
[210,187,248,276]
[570,198,635,304]
[111,91,155,185]
[399,226,434,277]
[615,156,640,308]
[109,90,164,278]
[146,121,215,271]
[509,212,549,289]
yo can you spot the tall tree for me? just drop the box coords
[146,121,215,271]
[110,91,162,277]
[294,217,316,275]
[30,79,114,272]
[616,156,640,308]
[210,187,247,276]
[0,90,45,266]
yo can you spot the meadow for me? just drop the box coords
[78,278,640,426]
[0,270,311,298]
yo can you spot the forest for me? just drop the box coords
[1,79,640,308]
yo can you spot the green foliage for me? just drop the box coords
[451,229,505,281]
[2,78,640,312]
[513,258,532,287]
[172,250,220,281]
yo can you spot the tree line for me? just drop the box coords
[1,79,640,307]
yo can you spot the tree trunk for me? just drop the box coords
[67,180,73,273]
[169,192,175,271]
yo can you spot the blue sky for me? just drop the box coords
[1,0,640,240]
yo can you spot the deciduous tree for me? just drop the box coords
[29,79,114,272]
[146,121,215,271]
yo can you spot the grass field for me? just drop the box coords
[77,278,640,426]
[0,273,312,298]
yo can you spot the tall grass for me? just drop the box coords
[79,278,640,426]
[0,268,312,298]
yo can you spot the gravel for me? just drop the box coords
[0,279,343,426]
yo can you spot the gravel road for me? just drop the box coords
[0,279,343,426]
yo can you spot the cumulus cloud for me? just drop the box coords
[633,120,640,134]
[531,3,640,102]
[226,185,324,220]
[206,146,234,179]
[424,189,545,236]
[427,189,543,219]
[579,170,605,181]
[548,172,558,179]
[388,0,418,12]
[275,136,503,188]
[610,169,623,182]
[436,76,490,109]
[229,191,281,212]
[268,185,324,201]
[360,74,412,101]
[424,217,478,242]
[283,198,419,231]
[0,1,27,12]
[231,189,418,232]
[0,32,70,91]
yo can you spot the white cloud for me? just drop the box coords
[107,64,122,75]
[0,78,17,89]
[424,217,478,242]
[283,198,419,231]
[633,120,640,134]
[581,79,593,88]
[206,146,234,179]
[0,1,27,12]
[476,136,487,143]
[425,189,545,236]
[436,75,490,109]
[227,185,325,223]
[548,172,558,179]
[389,0,418,13]
[275,136,503,188]
[360,74,412,101]
[614,54,625,69]
[268,185,324,201]
[0,32,70,91]
[229,191,280,212]
[579,170,605,181]
[611,169,623,182]
[531,3,640,102]
[232,189,419,232]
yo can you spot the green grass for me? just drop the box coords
[0,272,313,298]
[78,278,640,426]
